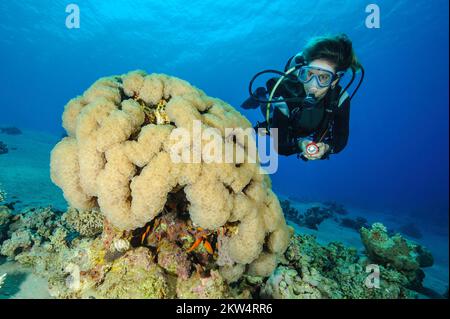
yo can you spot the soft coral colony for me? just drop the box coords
[47,70,292,298]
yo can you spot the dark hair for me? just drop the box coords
[302,34,362,72]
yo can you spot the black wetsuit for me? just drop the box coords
[264,77,350,159]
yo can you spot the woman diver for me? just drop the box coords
[241,34,364,161]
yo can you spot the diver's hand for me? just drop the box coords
[300,140,330,160]
[299,139,311,154]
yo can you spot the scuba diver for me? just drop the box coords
[241,34,364,161]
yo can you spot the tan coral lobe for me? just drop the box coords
[50,70,291,273]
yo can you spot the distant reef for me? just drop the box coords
[0,127,22,135]
[0,141,8,155]
[281,199,368,232]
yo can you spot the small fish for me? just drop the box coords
[187,237,203,253]
[203,240,214,254]
[140,225,152,244]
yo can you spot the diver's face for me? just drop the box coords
[302,59,339,101]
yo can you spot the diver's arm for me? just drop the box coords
[272,105,301,156]
[328,98,351,154]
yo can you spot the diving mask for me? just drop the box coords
[298,66,343,88]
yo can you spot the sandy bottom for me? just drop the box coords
[0,128,448,298]
[0,258,51,299]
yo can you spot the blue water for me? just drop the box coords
[0,0,448,229]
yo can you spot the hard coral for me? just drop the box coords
[361,223,434,292]
[323,201,348,215]
[157,238,191,280]
[280,199,301,221]
[0,229,32,259]
[0,206,12,242]
[360,223,434,272]
[260,265,322,299]
[0,184,6,202]
[8,206,63,239]
[300,206,333,230]
[277,233,418,299]
[340,216,368,232]
[63,207,104,237]
[97,248,170,299]
[50,70,291,280]
[176,269,228,299]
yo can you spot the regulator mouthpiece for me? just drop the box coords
[303,93,318,109]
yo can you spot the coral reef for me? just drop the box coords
[0,206,65,259]
[360,223,433,290]
[260,265,322,299]
[283,199,372,235]
[281,200,352,230]
[0,127,22,135]
[361,223,433,271]
[259,233,419,299]
[63,207,104,237]
[0,204,435,299]
[0,206,13,243]
[398,222,423,239]
[323,201,348,215]
[0,141,8,155]
[280,200,301,221]
[1,229,33,259]
[298,206,333,230]
[6,206,64,239]
[0,184,5,202]
[176,270,229,298]
[340,216,368,231]
[96,248,170,299]
[156,238,191,280]
[281,201,333,230]
[0,206,12,226]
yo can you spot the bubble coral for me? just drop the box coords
[50,70,291,279]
